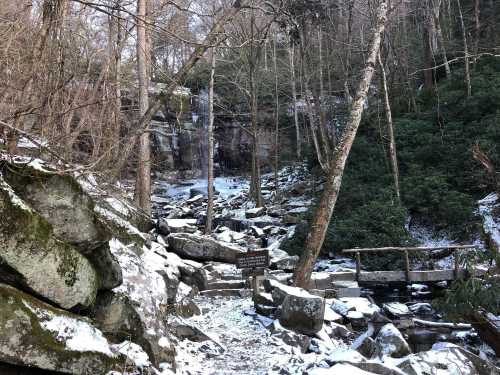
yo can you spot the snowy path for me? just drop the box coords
[174,296,317,375]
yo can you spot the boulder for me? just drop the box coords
[1,160,122,290]
[352,335,377,359]
[90,291,146,346]
[0,176,98,309]
[109,239,176,366]
[158,218,197,235]
[375,323,411,358]
[245,207,266,218]
[383,302,411,318]
[279,287,325,335]
[397,347,490,375]
[167,233,245,263]
[270,321,311,353]
[0,284,117,374]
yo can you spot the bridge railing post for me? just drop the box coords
[404,250,410,282]
[356,251,361,281]
[454,249,460,280]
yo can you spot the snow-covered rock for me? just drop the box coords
[279,287,325,335]
[383,302,412,318]
[245,207,266,218]
[108,239,175,366]
[158,218,197,235]
[397,347,483,375]
[375,323,411,358]
[0,283,118,374]
[478,193,500,253]
[167,232,245,263]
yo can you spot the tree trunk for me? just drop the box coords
[205,49,216,234]
[134,0,151,216]
[273,35,280,201]
[293,0,388,288]
[457,0,472,97]
[432,0,451,77]
[378,53,401,201]
[288,43,301,160]
[422,19,434,90]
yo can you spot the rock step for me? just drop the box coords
[206,280,247,290]
[200,288,252,298]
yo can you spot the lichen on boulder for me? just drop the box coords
[0,174,98,309]
[1,158,122,290]
[0,283,118,374]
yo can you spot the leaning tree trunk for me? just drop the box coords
[205,49,216,234]
[293,0,388,288]
[134,0,151,216]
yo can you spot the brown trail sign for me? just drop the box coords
[236,250,270,297]
[236,250,269,269]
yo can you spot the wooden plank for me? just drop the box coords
[359,271,406,282]
[343,245,477,254]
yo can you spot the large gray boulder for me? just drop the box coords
[397,347,495,375]
[375,323,411,358]
[279,287,325,335]
[0,283,118,374]
[167,233,245,263]
[0,176,98,309]
[1,160,122,290]
[109,239,176,366]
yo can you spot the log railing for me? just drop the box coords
[342,245,477,282]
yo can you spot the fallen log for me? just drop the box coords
[471,310,500,356]
[412,318,471,330]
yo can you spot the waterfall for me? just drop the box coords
[197,89,210,178]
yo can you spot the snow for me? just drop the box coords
[111,341,151,368]
[17,136,48,149]
[110,238,169,337]
[0,174,33,212]
[96,206,146,240]
[163,177,249,200]
[339,297,380,317]
[23,301,113,357]
[8,155,52,172]
[478,193,500,247]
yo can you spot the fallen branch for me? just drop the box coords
[413,318,471,330]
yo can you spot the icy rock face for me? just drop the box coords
[0,284,117,374]
[1,159,122,290]
[375,323,411,358]
[0,175,98,309]
[108,239,176,366]
[279,287,325,335]
[167,232,245,263]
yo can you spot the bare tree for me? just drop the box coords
[134,0,152,215]
[293,0,388,288]
[205,48,216,234]
[378,52,400,201]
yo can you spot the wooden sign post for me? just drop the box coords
[236,250,270,297]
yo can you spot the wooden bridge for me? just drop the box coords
[340,245,485,283]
